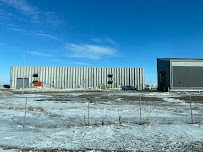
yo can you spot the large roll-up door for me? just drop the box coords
[173,66,203,88]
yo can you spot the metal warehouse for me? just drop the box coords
[11,66,144,90]
[157,58,203,91]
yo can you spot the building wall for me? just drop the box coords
[158,58,203,91]
[10,66,144,89]
[157,59,170,91]
[172,66,203,88]
[171,60,203,89]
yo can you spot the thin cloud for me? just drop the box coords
[0,0,38,16]
[91,37,120,47]
[50,59,62,62]
[105,37,120,47]
[27,51,53,57]
[28,32,59,40]
[0,0,63,29]
[66,43,118,59]
[91,38,103,43]
[8,26,59,40]
[72,62,90,65]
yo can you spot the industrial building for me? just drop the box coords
[10,66,144,90]
[157,58,203,91]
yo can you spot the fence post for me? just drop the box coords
[88,101,90,125]
[189,95,193,124]
[24,97,28,128]
[139,95,142,124]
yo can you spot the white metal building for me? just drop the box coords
[10,66,144,90]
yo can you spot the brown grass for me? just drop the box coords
[174,96,203,103]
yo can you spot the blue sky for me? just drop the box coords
[1,0,203,85]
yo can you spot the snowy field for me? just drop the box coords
[0,90,203,151]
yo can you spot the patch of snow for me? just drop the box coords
[0,92,203,151]
[162,97,184,103]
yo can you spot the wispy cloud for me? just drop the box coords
[49,59,62,62]
[72,62,90,65]
[105,37,120,47]
[0,0,63,33]
[7,26,59,40]
[28,32,59,40]
[66,43,118,59]
[0,0,38,16]
[91,37,120,47]
[27,51,53,57]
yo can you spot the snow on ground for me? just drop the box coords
[0,91,203,151]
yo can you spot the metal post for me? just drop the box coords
[88,101,90,125]
[24,97,28,128]
[139,95,142,124]
[22,53,26,95]
[189,95,193,124]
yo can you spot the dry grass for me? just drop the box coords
[174,96,203,103]
[4,105,45,112]
[135,119,153,125]
[116,96,163,102]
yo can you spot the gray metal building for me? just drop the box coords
[11,66,144,90]
[157,58,203,91]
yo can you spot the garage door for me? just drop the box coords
[173,66,203,88]
[16,78,29,89]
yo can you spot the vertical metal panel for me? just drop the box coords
[75,67,78,88]
[121,68,125,85]
[80,67,84,88]
[173,66,203,88]
[67,67,70,88]
[27,66,31,87]
[12,66,15,88]
[61,67,65,89]
[50,67,53,88]
[52,67,55,88]
[116,68,119,87]
[78,67,81,88]
[10,66,13,88]
[46,67,48,87]
[93,67,96,87]
[126,68,130,85]
[42,67,45,86]
[83,67,86,88]
[96,68,99,87]
[74,67,76,88]
[11,66,144,90]
[130,68,133,86]
[57,67,60,89]
[76,67,80,88]
[112,68,115,88]
[11,66,14,88]
[64,67,67,89]
[69,67,72,88]
[90,67,92,87]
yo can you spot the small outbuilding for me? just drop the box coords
[157,58,203,91]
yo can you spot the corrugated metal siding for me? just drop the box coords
[173,66,203,88]
[10,66,144,90]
